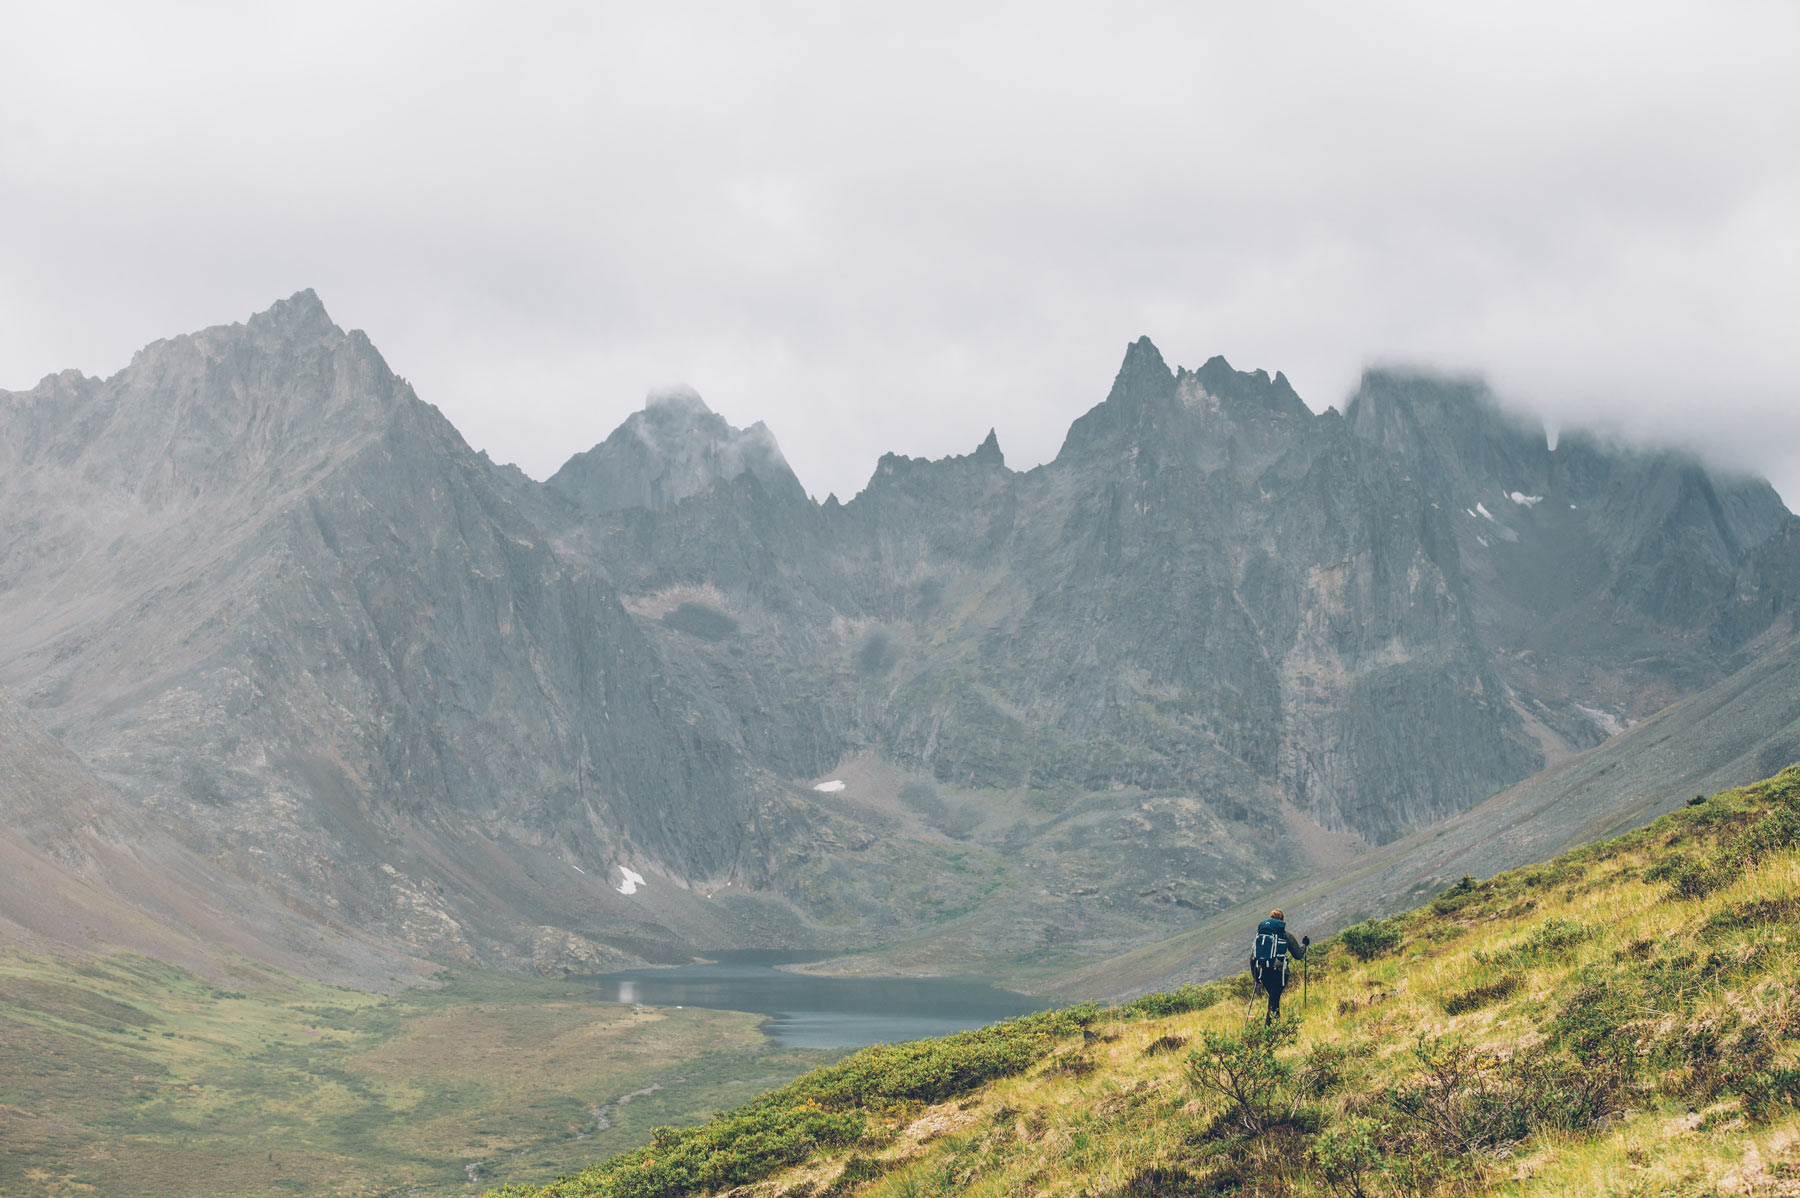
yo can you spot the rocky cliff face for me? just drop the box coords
[1345,370,1795,749]
[2,294,1794,972]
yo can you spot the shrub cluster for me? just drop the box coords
[1118,984,1220,1021]
[1338,919,1403,962]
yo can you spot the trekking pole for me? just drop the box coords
[1303,956,1309,1010]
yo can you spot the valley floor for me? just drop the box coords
[0,957,835,1196]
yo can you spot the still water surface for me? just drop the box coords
[587,952,1050,1048]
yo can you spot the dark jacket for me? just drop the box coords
[1255,917,1306,961]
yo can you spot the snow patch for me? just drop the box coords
[1476,535,1490,547]
[1508,492,1543,508]
[813,779,846,793]
[616,866,646,895]
[571,863,585,874]
[1474,502,1494,521]
[1465,508,1478,519]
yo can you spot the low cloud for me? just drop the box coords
[3,2,1795,503]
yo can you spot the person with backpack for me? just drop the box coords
[1251,908,1308,1025]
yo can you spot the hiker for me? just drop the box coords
[1251,908,1308,1025]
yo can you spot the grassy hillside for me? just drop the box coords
[492,766,1800,1198]
[0,958,833,1196]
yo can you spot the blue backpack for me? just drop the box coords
[1253,919,1288,968]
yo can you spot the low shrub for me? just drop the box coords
[497,1104,867,1198]
[1505,1051,1634,1132]
[1384,1033,1633,1160]
[1550,980,1644,1072]
[1385,1036,1530,1155]
[1339,919,1404,962]
[788,1006,1099,1111]
[1478,917,1591,970]
[1120,985,1217,1020]
[1223,972,1260,1001]
[1309,1118,1381,1198]
[1669,859,1733,901]
[1508,917,1590,962]
[1298,1042,1353,1098]
[1430,876,1483,917]
[1739,807,1800,862]
[1184,1019,1304,1136]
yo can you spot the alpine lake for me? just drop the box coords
[583,950,1052,1048]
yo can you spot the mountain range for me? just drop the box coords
[2,292,1795,984]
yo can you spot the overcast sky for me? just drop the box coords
[4,2,1797,504]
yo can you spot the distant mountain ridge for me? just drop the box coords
[2,291,1795,976]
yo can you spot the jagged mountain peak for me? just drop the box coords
[1185,354,1311,420]
[856,427,1011,498]
[546,385,803,516]
[1,292,416,515]
[126,288,351,371]
[244,287,338,338]
[1107,335,1176,403]
[975,428,1004,465]
[1059,340,1311,463]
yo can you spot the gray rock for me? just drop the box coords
[3,297,1796,976]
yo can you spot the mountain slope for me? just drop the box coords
[4,293,1797,976]
[0,684,421,987]
[490,766,1800,1198]
[0,294,836,968]
[1051,625,1800,1000]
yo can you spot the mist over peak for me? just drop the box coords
[546,382,803,516]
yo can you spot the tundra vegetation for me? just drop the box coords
[493,767,1800,1198]
[0,963,834,1196]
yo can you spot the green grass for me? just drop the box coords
[489,766,1800,1197]
[0,956,835,1196]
